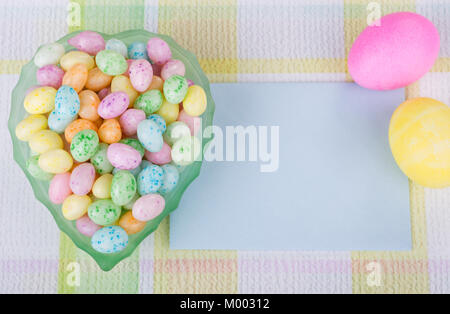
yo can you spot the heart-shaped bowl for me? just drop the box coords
[8,30,215,271]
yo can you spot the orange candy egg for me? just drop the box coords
[146,75,164,93]
[85,67,113,92]
[119,211,147,235]
[64,119,99,143]
[79,90,100,121]
[98,119,122,144]
[62,63,88,93]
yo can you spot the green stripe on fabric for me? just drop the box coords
[57,233,78,294]
[68,0,87,32]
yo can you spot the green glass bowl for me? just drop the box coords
[7,30,215,271]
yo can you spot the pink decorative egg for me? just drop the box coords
[122,59,134,77]
[129,59,153,92]
[36,65,64,89]
[147,37,172,65]
[76,215,101,237]
[348,12,440,90]
[68,31,105,55]
[49,173,72,204]
[98,91,129,119]
[107,143,142,170]
[161,59,185,81]
[132,194,165,222]
[119,109,146,137]
[178,109,201,135]
[145,142,172,165]
[70,163,96,196]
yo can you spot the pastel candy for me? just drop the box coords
[119,138,145,157]
[98,119,122,144]
[107,143,142,170]
[106,38,128,58]
[24,86,57,114]
[48,112,76,134]
[137,119,164,153]
[145,142,172,165]
[91,226,128,254]
[119,211,146,235]
[161,59,185,81]
[148,114,167,133]
[62,63,88,93]
[53,85,80,117]
[128,42,148,60]
[64,119,98,143]
[111,170,137,206]
[98,91,129,119]
[85,67,113,92]
[38,149,73,174]
[36,65,64,89]
[183,85,207,117]
[159,164,179,194]
[26,155,54,181]
[163,75,188,104]
[49,173,72,204]
[96,50,128,76]
[60,51,95,72]
[70,163,96,196]
[171,136,201,166]
[147,37,172,65]
[111,75,139,106]
[68,31,105,55]
[119,109,146,136]
[137,164,163,195]
[156,98,179,125]
[70,129,99,162]
[79,90,101,121]
[34,43,65,68]
[88,199,122,226]
[132,194,165,222]
[62,195,92,221]
[76,215,101,237]
[163,121,191,146]
[134,89,163,115]
[15,115,48,142]
[129,59,153,92]
[178,109,201,135]
[29,130,63,154]
[92,174,113,199]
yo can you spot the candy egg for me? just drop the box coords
[134,89,163,115]
[98,118,122,144]
[119,109,146,136]
[171,136,201,166]
[122,59,133,77]
[161,59,185,81]
[36,64,64,89]
[159,164,180,194]
[156,98,179,125]
[128,42,148,60]
[90,143,114,174]
[98,91,129,119]
[147,37,171,65]
[70,129,99,162]
[85,67,113,92]
[64,119,98,143]
[119,211,146,235]
[129,59,153,92]
[105,38,128,58]
[163,121,191,146]
[123,193,140,210]
[92,174,114,199]
[145,142,172,165]
[147,75,164,92]
[111,170,137,206]
[62,63,88,93]
[62,194,92,220]
[26,155,54,181]
[38,149,73,173]
[96,50,128,76]
[119,138,145,157]
[24,86,57,114]
[29,130,63,154]
[111,75,139,106]
[91,226,128,254]
[68,31,105,55]
[98,87,111,100]
[163,75,188,104]
[389,97,450,188]
[60,51,95,71]
[15,114,48,142]
[132,194,165,222]
[348,12,440,90]
[49,173,72,204]
[183,85,207,117]
[48,112,76,134]
[148,114,167,133]
[137,164,163,195]
[53,85,80,117]
[34,43,65,67]
[70,163,96,195]
[107,143,142,170]
[137,119,164,152]
[178,109,201,135]
[76,215,101,237]
[88,199,122,226]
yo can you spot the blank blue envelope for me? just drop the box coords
[170,83,412,251]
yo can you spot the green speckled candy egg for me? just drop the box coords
[119,138,145,157]
[111,170,137,206]
[163,75,188,104]
[96,50,128,76]
[26,155,54,181]
[134,89,163,115]
[88,199,122,226]
[70,129,99,162]
[91,143,114,174]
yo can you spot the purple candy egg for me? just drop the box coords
[98,91,129,119]
[107,143,142,170]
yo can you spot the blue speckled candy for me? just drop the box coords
[147,114,167,134]
[128,42,149,60]
[105,38,128,58]
[159,164,179,194]
[137,119,163,152]
[48,111,76,133]
[137,164,163,195]
[91,226,128,254]
[53,85,80,117]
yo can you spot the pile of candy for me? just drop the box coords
[15,31,206,254]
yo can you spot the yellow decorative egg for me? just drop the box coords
[24,86,57,114]
[28,130,63,154]
[92,174,113,199]
[389,97,450,188]
[111,75,139,106]
[183,85,207,117]
[62,195,92,220]
[38,149,73,174]
[60,51,95,71]
[15,114,48,141]
[156,97,179,125]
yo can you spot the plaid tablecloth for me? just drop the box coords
[0,0,449,294]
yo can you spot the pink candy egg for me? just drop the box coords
[70,163,96,196]
[98,87,111,100]
[119,109,146,137]
[129,59,153,92]
[107,143,142,170]
[76,215,101,237]
[187,79,194,87]
[161,59,185,81]
[122,59,134,77]
[348,12,440,90]
[147,37,172,65]
[68,31,106,56]
[49,173,72,204]
[145,142,172,165]
[178,109,201,135]
[36,65,64,89]
[98,91,129,119]
[132,194,165,222]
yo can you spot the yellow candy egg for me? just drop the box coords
[15,114,48,141]
[111,75,139,106]
[183,85,207,117]
[28,130,63,154]
[62,195,92,221]
[92,174,113,199]
[60,51,95,71]
[38,149,73,174]
[24,86,57,114]
[156,97,179,125]
[389,97,450,188]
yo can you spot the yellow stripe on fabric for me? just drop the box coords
[0,60,28,74]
